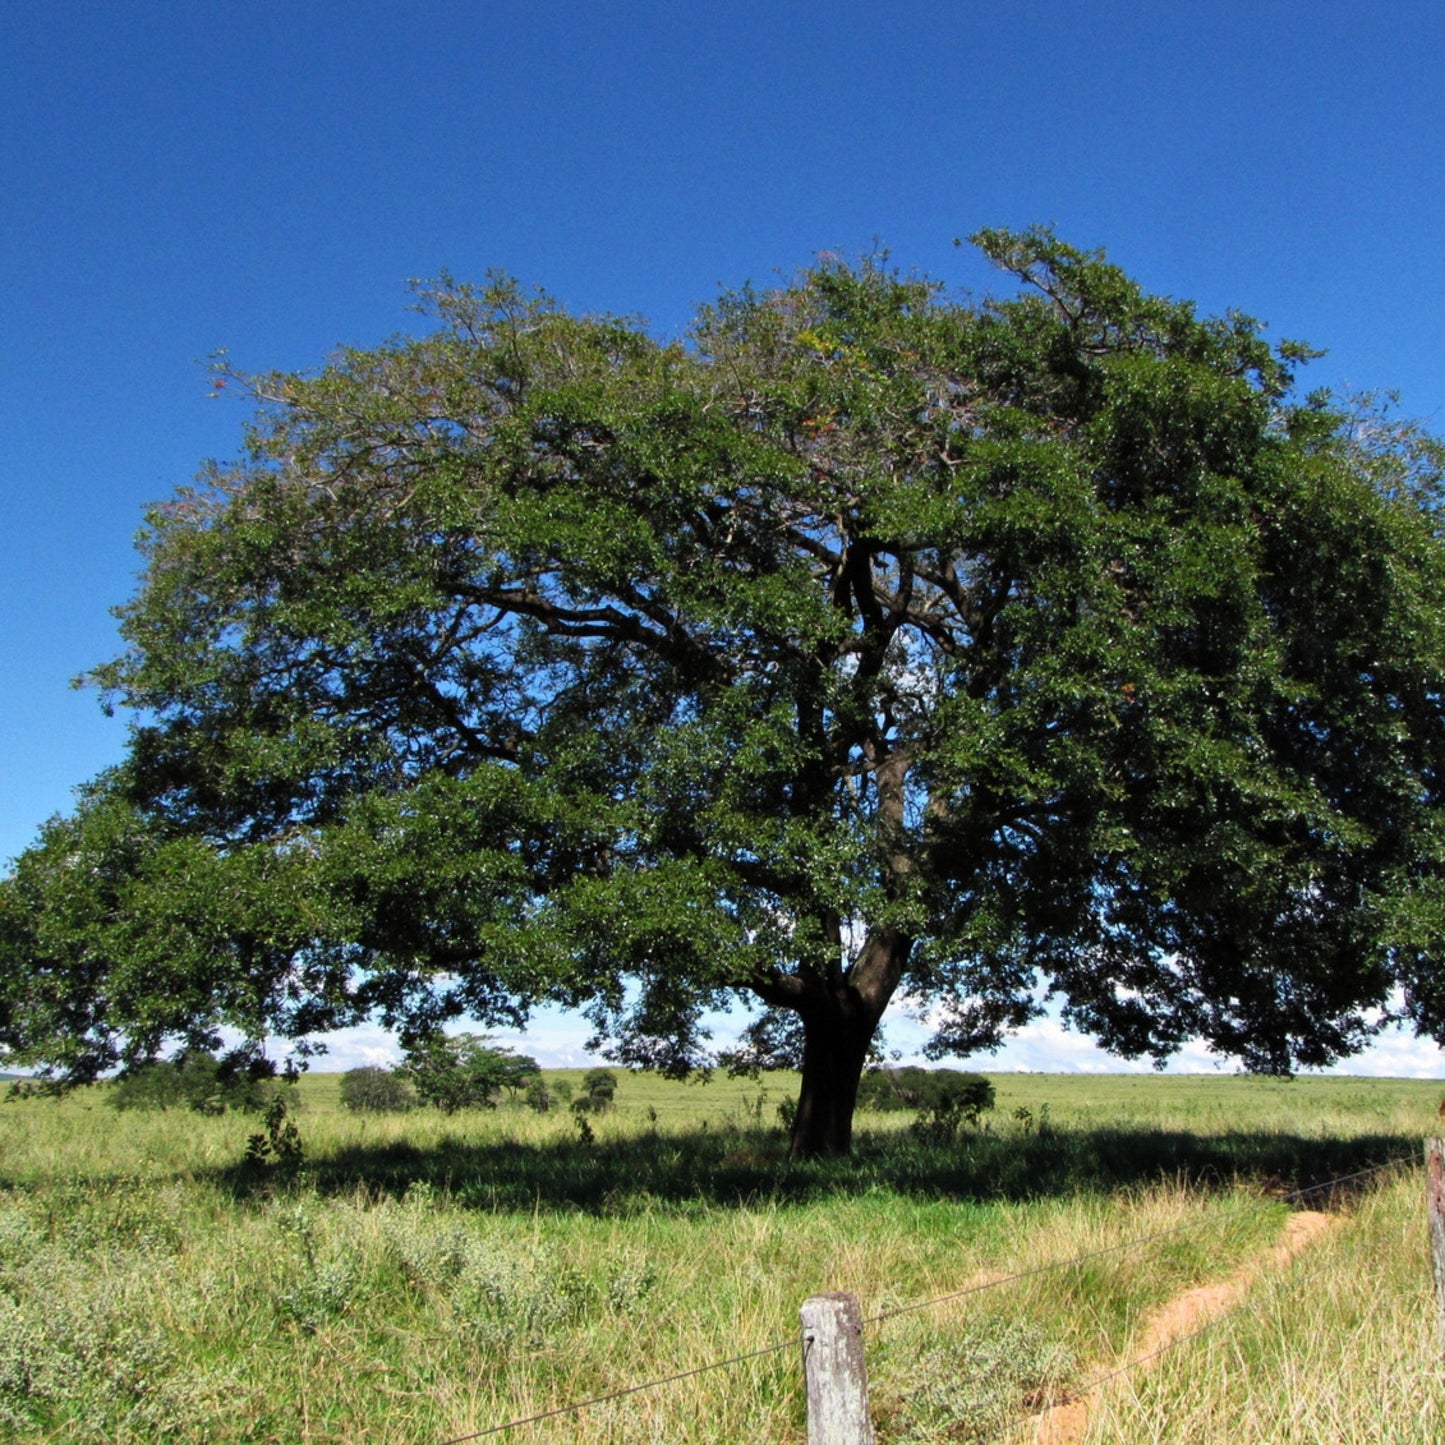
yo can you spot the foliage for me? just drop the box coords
[570,1066,618,1115]
[857,1067,995,1146]
[108,1048,275,1114]
[580,1067,618,1112]
[400,1033,540,1113]
[6,230,1445,1159]
[873,1319,1076,1443]
[858,1067,995,1119]
[338,1065,417,1113]
[244,1094,304,1172]
[719,1007,889,1077]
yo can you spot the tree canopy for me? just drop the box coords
[5,228,1445,1157]
[400,1032,540,1112]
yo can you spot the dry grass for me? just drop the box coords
[1082,1167,1441,1444]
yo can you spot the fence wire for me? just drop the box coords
[861,1151,1419,1334]
[435,1149,1422,1443]
[434,1338,795,1444]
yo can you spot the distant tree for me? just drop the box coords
[5,230,1445,1160]
[107,1060,185,1112]
[522,1076,556,1113]
[502,1049,544,1098]
[338,1065,417,1113]
[109,1048,274,1114]
[400,1033,539,1113]
[857,1067,995,1126]
[574,1067,618,1115]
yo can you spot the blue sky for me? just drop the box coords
[4,1,1444,1074]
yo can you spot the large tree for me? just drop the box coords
[6,230,1445,1158]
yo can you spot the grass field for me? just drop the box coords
[0,1068,1440,1442]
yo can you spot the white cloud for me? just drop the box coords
[1331,1028,1445,1080]
[286,1002,1445,1079]
[884,1007,1445,1078]
[287,1004,603,1072]
[356,1043,400,1068]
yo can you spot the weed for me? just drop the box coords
[739,1084,770,1126]
[874,1319,1076,1443]
[0,1261,185,1436]
[605,1257,658,1315]
[377,1202,590,1348]
[245,1095,304,1174]
[274,1258,358,1332]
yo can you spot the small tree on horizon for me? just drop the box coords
[4,229,1445,1160]
[400,1034,540,1113]
[573,1067,618,1115]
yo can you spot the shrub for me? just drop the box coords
[857,1067,996,1142]
[874,1319,1075,1442]
[107,1050,274,1114]
[339,1066,417,1114]
[244,1095,304,1173]
[581,1067,618,1114]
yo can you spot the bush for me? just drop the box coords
[523,1078,556,1113]
[107,1050,275,1114]
[857,1067,996,1142]
[580,1068,618,1114]
[244,1095,304,1174]
[339,1066,417,1114]
[873,1318,1075,1442]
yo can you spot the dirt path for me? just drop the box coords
[1029,1209,1338,1445]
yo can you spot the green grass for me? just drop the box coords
[0,1070,1438,1442]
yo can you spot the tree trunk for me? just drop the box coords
[789,997,880,1161]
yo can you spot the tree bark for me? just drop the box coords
[787,926,910,1161]
[789,1001,876,1160]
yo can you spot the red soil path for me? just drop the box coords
[1029,1209,1338,1444]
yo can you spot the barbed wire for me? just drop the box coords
[1276,1152,1419,1203]
[862,1151,1418,1332]
[434,1337,795,1444]
[863,1213,1223,1331]
[435,1149,1422,1442]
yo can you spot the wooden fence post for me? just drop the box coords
[800,1292,875,1445]
[1428,1138,1445,1355]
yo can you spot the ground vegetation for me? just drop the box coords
[0,1071,1434,1442]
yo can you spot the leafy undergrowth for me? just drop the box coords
[873,1321,1074,1443]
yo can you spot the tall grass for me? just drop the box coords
[0,1071,1436,1442]
[1083,1165,1442,1443]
